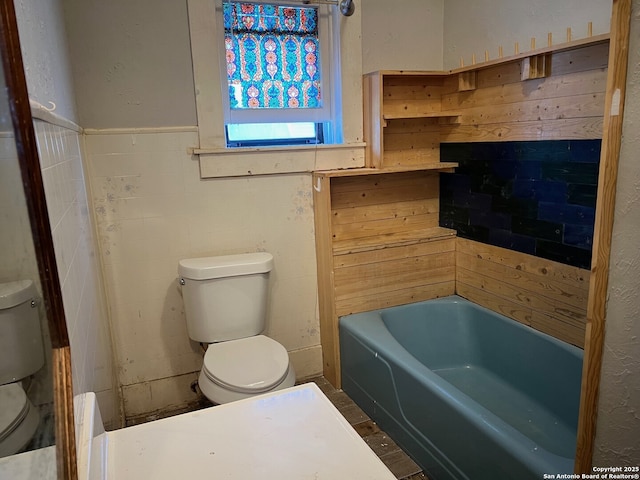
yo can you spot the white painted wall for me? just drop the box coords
[443,0,611,69]
[13,0,78,123]
[62,0,197,129]
[62,0,426,416]
[85,130,322,416]
[593,0,640,464]
[361,0,444,73]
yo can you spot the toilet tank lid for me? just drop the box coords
[179,252,274,280]
[0,280,35,309]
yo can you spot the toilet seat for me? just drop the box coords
[202,335,290,394]
[0,383,40,457]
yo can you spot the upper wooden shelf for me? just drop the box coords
[314,163,458,178]
[382,112,462,121]
[447,33,610,75]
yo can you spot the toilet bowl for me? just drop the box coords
[198,335,296,404]
[178,252,296,404]
[0,280,44,457]
[0,384,40,458]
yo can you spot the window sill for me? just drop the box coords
[193,143,366,178]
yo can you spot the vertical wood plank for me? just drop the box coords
[54,347,78,480]
[312,173,341,387]
[575,0,632,473]
[363,72,383,168]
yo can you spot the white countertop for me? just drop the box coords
[105,382,396,479]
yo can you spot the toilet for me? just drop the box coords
[0,280,44,458]
[178,252,295,404]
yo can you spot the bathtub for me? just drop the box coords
[340,295,583,480]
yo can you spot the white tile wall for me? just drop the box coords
[86,130,323,416]
[34,120,120,428]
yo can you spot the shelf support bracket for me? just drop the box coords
[521,53,551,80]
[458,71,477,91]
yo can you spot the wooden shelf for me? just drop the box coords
[315,163,458,178]
[382,112,462,121]
[332,227,457,256]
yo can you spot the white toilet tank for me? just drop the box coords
[0,280,44,385]
[178,252,274,343]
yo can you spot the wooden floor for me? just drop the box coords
[309,377,428,480]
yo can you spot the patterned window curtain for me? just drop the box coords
[223,2,322,110]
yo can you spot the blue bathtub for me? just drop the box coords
[340,295,583,480]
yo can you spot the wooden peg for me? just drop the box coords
[498,45,504,58]
[472,53,476,65]
[588,21,593,37]
[485,50,489,62]
[514,42,519,55]
[548,32,553,47]
[567,27,572,42]
[531,37,536,50]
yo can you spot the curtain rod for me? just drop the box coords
[269,0,356,16]
[224,0,355,17]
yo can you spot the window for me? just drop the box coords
[222,1,333,146]
[187,0,364,176]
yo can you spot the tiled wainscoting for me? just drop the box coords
[32,117,119,428]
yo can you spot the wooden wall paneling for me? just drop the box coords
[334,238,456,316]
[441,68,608,112]
[550,42,610,77]
[334,239,455,269]
[332,198,440,226]
[576,0,632,472]
[440,117,604,143]
[332,213,440,243]
[382,76,445,117]
[363,72,383,168]
[440,39,609,144]
[455,239,590,347]
[530,311,587,348]
[457,251,589,311]
[335,252,455,298]
[332,227,456,256]
[312,173,341,387]
[456,282,533,327]
[459,92,605,126]
[330,172,439,208]
[382,118,441,166]
[456,266,587,347]
[457,238,589,286]
[336,280,456,317]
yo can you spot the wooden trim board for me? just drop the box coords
[575,0,632,473]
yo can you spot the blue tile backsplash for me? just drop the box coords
[440,140,601,270]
